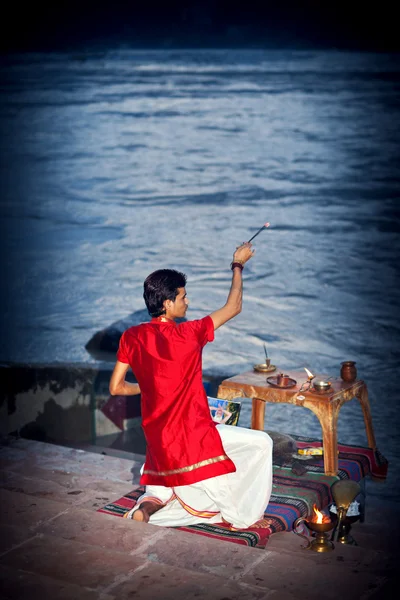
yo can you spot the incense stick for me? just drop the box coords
[247,222,270,243]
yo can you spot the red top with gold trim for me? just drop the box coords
[116,315,236,487]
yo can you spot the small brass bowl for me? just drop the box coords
[313,380,331,392]
[253,363,276,373]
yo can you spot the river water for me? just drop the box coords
[1,48,399,499]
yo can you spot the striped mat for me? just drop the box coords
[98,436,388,549]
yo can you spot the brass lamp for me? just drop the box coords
[331,480,361,544]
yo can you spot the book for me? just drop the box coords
[208,397,241,426]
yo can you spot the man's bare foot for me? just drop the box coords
[133,501,163,523]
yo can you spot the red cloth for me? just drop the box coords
[117,316,236,486]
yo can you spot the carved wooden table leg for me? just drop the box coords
[356,383,377,449]
[306,402,340,476]
[251,397,266,430]
[321,408,339,476]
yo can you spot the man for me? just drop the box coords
[109,242,273,529]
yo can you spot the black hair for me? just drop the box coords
[143,269,187,317]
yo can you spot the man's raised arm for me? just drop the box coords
[210,242,254,331]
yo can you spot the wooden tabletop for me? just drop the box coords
[217,369,364,405]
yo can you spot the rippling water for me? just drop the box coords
[1,49,399,498]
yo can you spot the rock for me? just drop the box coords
[85,309,150,360]
[267,430,318,476]
[267,431,298,460]
[85,309,187,360]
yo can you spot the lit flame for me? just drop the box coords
[311,504,331,524]
[264,222,270,227]
[304,368,314,380]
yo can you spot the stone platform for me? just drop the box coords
[0,435,398,600]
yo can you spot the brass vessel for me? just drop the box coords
[293,510,337,553]
[340,361,357,383]
[330,480,362,545]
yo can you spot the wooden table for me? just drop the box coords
[217,369,377,476]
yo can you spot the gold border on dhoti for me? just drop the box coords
[143,454,230,476]
[175,493,219,518]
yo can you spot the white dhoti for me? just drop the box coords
[125,425,273,529]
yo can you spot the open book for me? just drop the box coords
[208,397,241,426]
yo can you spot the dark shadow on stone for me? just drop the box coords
[1,367,37,416]
[19,421,49,442]
[95,427,147,457]
[35,398,93,443]
[1,365,94,417]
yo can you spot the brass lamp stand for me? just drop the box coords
[330,480,362,545]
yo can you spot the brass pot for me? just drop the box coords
[276,373,291,387]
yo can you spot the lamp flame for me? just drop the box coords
[304,368,314,380]
[311,504,331,524]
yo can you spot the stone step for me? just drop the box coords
[0,436,396,600]
[0,436,140,483]
[0,564,112,600]
[0,530,274,600]
[0,467,136,510]
[0,489,265,567]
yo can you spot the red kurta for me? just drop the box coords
[117,316,236,487]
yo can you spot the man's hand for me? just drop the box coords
[210,242,255,331]
[233,242,255,265]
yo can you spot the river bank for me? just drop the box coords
[0,361,396,506]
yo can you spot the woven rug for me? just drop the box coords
[98,437,388,549]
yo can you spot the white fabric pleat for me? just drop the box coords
[129,424,273,529]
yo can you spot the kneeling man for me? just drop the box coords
[109,242,273,529]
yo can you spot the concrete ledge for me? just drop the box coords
[0,362,137,444]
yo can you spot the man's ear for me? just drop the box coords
[163,299,172,311]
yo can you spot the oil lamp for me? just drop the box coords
[293,504,336,552]
[299,368,315,392]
